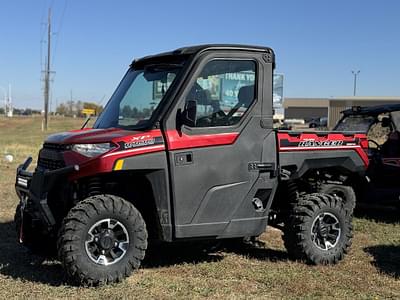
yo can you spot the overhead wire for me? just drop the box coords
[52,0,68,70]
[47,0,68,112]
[39,0,48,83]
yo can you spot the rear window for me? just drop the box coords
[334,115,375,132]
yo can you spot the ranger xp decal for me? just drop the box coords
[121,135,164,150]
[101,134,165,159]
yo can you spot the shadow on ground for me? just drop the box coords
[144,239,289,269]
[218,239,289,262]
[143,242,224,268]
[355,205,399,224]
[0,220,288,286]
[0,221,65,286]
[364,244,400,279]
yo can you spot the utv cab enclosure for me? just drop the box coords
[335,103,400,207]
[15,44,367,285]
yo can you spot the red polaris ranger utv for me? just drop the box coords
[15,45,368,285]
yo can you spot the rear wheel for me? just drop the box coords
[319,184,356,213]
[57,194,148,286]
[283,193,352,265]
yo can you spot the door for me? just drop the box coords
[164,53,278,238]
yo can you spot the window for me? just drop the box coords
[94,64,182,129]
[118,71,177,128]
[118,70,175,127]
[185,60,256,127]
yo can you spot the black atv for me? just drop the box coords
[335,103,400,209]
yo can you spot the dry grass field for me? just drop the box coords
[0,116,399,299]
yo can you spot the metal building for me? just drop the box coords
[328,97,400,127]
[284,96,400,128]
[284,98,329,120]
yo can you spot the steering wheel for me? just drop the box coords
[368,139,381,151]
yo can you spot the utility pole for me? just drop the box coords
[43,8,52,130]
[69,89,73,115]
[7,84,12,117]
[0,86,6,115]
[351,70,360,96]
[0,85,12,117]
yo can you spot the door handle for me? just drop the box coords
[175,152,193,166]
[248,162,277,177]
[256,163,275,172]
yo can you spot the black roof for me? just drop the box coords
[134,44,274,65]
[342,103,400,116]
[172,44,273,55]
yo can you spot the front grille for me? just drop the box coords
[37,143,67,170]
[37,157,65,170]
[43,143,70,151]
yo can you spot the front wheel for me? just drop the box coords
[283,193,352,265]
[57,194,148,286]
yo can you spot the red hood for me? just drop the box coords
[45,128,143,144]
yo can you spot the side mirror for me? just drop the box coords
[381,116,391,128]
[179,100,197,127]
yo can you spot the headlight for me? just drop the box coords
[72,143,115,157]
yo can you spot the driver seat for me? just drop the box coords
[225,85,255,120]
[237,85,255,108]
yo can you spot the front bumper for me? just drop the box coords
[15,157,79,228]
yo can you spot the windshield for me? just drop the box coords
[334,115,376,132]
[94,64,182,129]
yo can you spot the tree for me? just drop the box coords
[121,105,132,118]
[56,100,103,117]
[56,103,68,115]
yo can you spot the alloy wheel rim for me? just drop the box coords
[310,212,341,251]
[85,218,129,266]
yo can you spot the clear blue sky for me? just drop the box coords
[0,0,399,109]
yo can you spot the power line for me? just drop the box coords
[39,0,49,70]
[39,0,47,36]
[52,0,68,69]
